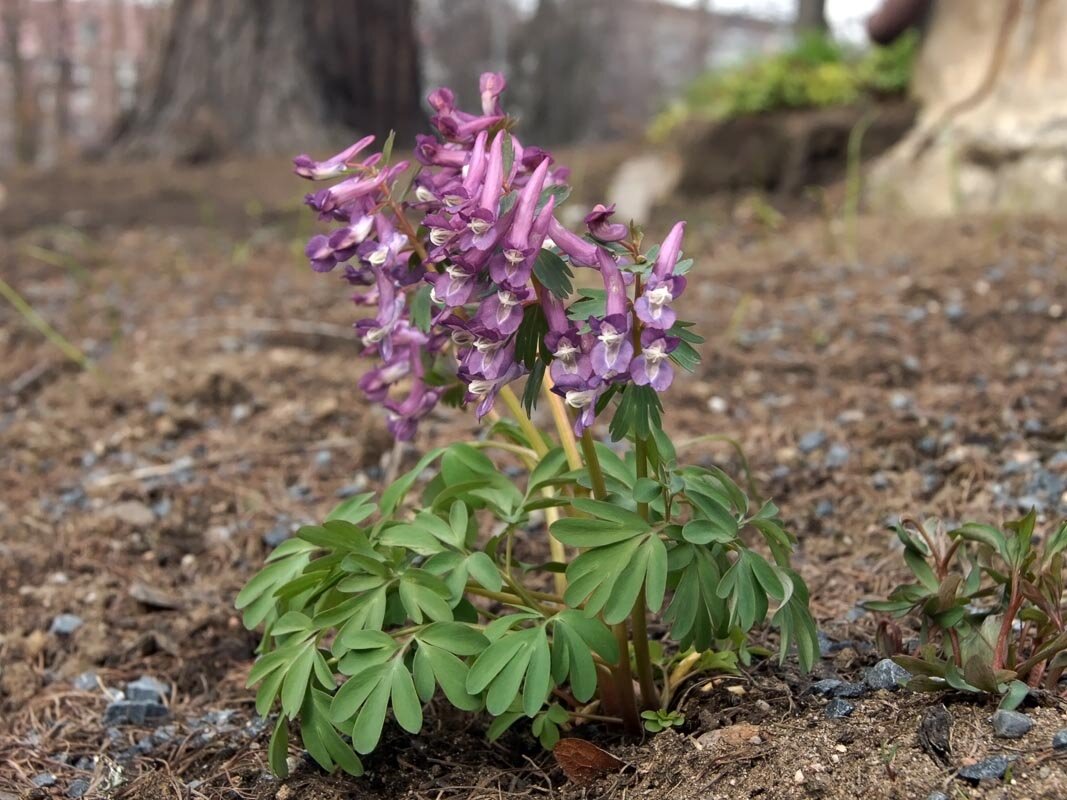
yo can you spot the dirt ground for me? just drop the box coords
[1,158,1066,800]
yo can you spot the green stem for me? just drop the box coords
[579,429,608,499]
[579,428,640,733]
[498,385,549,457]
[464,583,563,606]
[631,436,660,710]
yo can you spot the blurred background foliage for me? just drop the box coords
[650,30,918,141]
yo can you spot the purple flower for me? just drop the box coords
[635,221,687,330]
[465,362,525,419]
[589,314,633,379]
[429,262,480,307]
[414,135,468,168]
[478,286,530,335]
[584,203,628,242]
[293,135,375,180]
[305,235,337,273]
[547,217,599,267]
[551,373,605,437]
[630,331,679,392]
[480,72,507,116]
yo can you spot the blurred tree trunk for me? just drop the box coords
[53,0,73,156]
[795,0,828,35]
[112,0,421,161]
[2,0,39,164]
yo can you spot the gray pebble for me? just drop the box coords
[815,499,834,518]
[865,659,911,691]
[798,431,827,453]
[31,773,57,788]
[72,671,98,691]
[825,698,854,719]
[956,755,1014,782]
[832,682,868,699]
[811,678,843,697]
[102,700,170,726]
[67,778,91,798]
[1052,729,1067,750]
[262,519,292,548]
[991,709,1032,739]
[824,444,850,469]
[928,792,949,800]
[126,675,169,703]
[49,613,84,636]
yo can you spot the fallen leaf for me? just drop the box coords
[553,738,624,785]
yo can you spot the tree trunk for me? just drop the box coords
[868,0,1067,215]
[112,0,421,161]
[795,0,828,36]
[53,0,73,156]
[2,0,39,164]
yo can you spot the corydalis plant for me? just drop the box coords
[239,73,817,779]
[867,511,1067,710]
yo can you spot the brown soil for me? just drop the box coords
[1,159,1066,800]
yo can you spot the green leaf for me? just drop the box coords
[487,709,524,741]
[380,522,446,556]
[269,715,290,777]
[467,551,504,593]
[502,132,515,177]
[521,360,546,416]
[537,184,571,213]
[533,248,574,298]
[351,669,392,754]
[325,494,377,526]
[380,129,396,165]
[523,628,552,717]
[682,518,737,545]
[422,643,482,711]
[999,680,1029,711]
[331,662,389,724]
[381,447,447,516]
[411,284,433,333]
[417,622,489,656]
[467,630,529,694]
[390,662,423,734]
[281,644,315,718]
[528,448,568,494]
[515,302,549,370]
[632,477,662,504]
[551,518,643,548]
[570,498,649,529]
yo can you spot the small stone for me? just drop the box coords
[871,472,890,490]
[824,444,850,469]
[825,698,855,719]
[811,678,843,697]
[102,700,170,726]
[231,403,253,422]
[708,396,728,414]
[956,755,1013,782]
[831,682,868,699]
[287,484,312,502]
[865,659,911,691]
[798,431,827,453]
[1052,729,1067,750]
[49,613,84,636]
[991,709,1032,739]
[815,499,834,518]
[928,793,949,800]
[126,675,169,704]
[109,500,155,528]
[314,450,333,468]
[31,773,56,788]
[72,671,98,691]
[793,769,805,784]
[67,778,91,798]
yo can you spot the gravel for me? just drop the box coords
[865,659,911,691]
[1052,729,1067,751]
[102,699,170,726]
[126,675,169,703]
[957,755,1014,782]
[991,709,1033,739]
[49,613,84,636]
[825,698,855,719]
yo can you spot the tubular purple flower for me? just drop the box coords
[505,157,550,254]
[547,217,599,267]
[305,235,337,273]
[630,331,679,392]
[479,132,506,213]
[584,203,628,242]
[306,170,389,217]
[415,135,468,168]
[551,374,605,436]
[461,131,489,196]
[479,286,530,336]
[596,248,629,318]
[480,72,507,116]
[651,221,686,281]
[293,135,375,180]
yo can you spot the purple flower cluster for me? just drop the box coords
[294,73,690,439]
